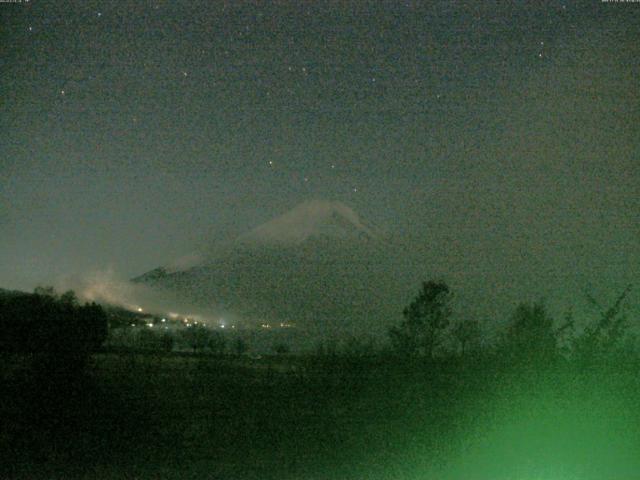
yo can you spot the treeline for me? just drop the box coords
[1,281,635,373]
[1,282,638,479]
[110,323,231,355]
[0,287,107,376]
[99,278,638,373]
[386,280,637,371]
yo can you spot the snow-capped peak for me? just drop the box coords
[165,252,203,273]
[237,200,377,245]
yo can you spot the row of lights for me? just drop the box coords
[261,322,293,329]
[131,320,292,330]
[133,306,282,331]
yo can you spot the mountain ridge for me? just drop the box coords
[132,200,407,335]
[236,199,379,246]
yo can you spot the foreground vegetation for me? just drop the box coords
[1,283,639,479]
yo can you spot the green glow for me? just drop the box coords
[362,370,640,480]
[422,372,640,480]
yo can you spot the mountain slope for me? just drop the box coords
[237,200,378,245]
[133,200,413,336]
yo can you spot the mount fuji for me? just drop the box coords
[237,200,378,246]
[133,200,414,336]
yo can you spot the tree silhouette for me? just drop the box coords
[0,288,108,378]
[161,331,174,352]
[499,301,557,366]
[389,280,452,358]
[452,319,481,356]
[573,285,632,367]
[207,330,226,355]
[182,324,210,353]
[33,285,56,298]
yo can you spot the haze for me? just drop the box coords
[1,1,638,321]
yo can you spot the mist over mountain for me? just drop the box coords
[133,200,416,337]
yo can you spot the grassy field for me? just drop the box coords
[2,352,640,479]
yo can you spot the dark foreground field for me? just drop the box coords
[2,352,640,480]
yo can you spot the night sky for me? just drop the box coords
[1,1,638,319]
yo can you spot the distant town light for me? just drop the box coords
[137,307,143,312]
